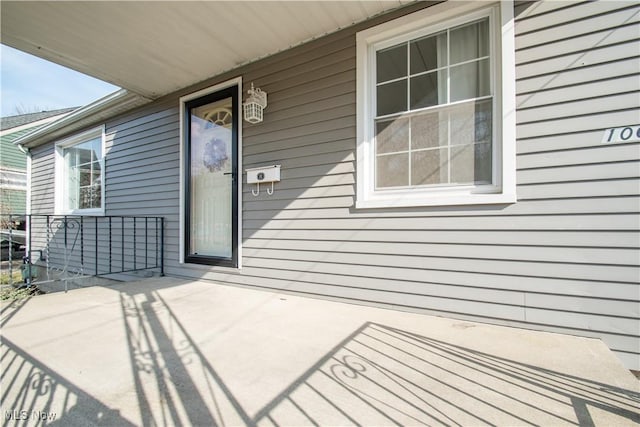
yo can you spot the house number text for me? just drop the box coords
[602,125,640,144]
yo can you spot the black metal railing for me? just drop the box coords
[1,214,164,286]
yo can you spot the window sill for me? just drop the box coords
[179,259,242,272]
[55,208,105,216]
[355,191,516,209]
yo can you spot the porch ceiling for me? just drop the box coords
[1,1,411,100]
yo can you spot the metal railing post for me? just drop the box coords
[95,217,98,276]
[121,217,125,272]
[155,217,159,269]
[80,216,84,270]
[109,217,112,274]
[133,217,137,271]
[160,217,164,276]
[27,214,32,287]
[46,215,51,280]
[145,217,148,269]
[8,215,13,285]
[63,215,68,252]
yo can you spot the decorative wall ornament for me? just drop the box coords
[203,138,228,172]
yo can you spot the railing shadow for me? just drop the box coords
[0,297,31,329]
[0,337,134,426]
[252,322,640,426]
[116,286,640,427]
[2,284,638,426]
[119,289,254,427]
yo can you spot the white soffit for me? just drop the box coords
[1,1,411,100]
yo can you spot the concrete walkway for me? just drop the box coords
[1,277,638,426]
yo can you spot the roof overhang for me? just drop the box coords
[1,1,411,100]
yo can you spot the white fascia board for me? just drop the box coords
[13,89,150,149]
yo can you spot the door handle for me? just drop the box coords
[223,169,237,183]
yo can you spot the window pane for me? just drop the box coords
[450,99,493,146]
[79,185,100,210]
[66,166,78,210]
[79,168,91,187]
[91,137,102,161]
[376,118,409,154]
[411,148,448,186]
[450,58,490,102]
[410,31,447,74]
[75,139,92,151]
[62,135,103,211]
[410,70,446,109]
[411,109,448,150]
[93,182,102,208]
[450,142,492,184]
[377,80,407,116]
[79,187,91,209]
[450,19,489,65]
[377,44,407,83]
[376,153,409,188]
[76,147,92,165]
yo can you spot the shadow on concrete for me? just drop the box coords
[119,289,254,427]
[0,337,134,427]
[0,297,31,329]
[117,286,640,426]
[251,323,640,426]
[1,280,638,426]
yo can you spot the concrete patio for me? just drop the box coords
[1,277,638,426]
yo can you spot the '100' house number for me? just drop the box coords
[602,125,640,143]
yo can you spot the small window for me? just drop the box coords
[356,2,515,208]
[55,126,105,214]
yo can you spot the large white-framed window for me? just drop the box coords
[356,1,515,208]
[55,126,105,215]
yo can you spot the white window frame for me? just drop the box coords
[356,1,516,209]
[54,125,106,215]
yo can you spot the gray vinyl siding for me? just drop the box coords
[30,144,56,215]
[28,1,640,368]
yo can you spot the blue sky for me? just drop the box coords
[1,44,119,117]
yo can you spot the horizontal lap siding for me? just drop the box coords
[105,107,180,204]
[139,1,640,367]
[30,144,55,214]
[185,1,640,366]
[27,1,640,368]
[105,105,182,275]
[512,0,639,367]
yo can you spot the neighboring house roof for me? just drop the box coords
[1,109,77,214]
[12,90,148,149]
[1,108,78,168]
[0,107,77,131]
